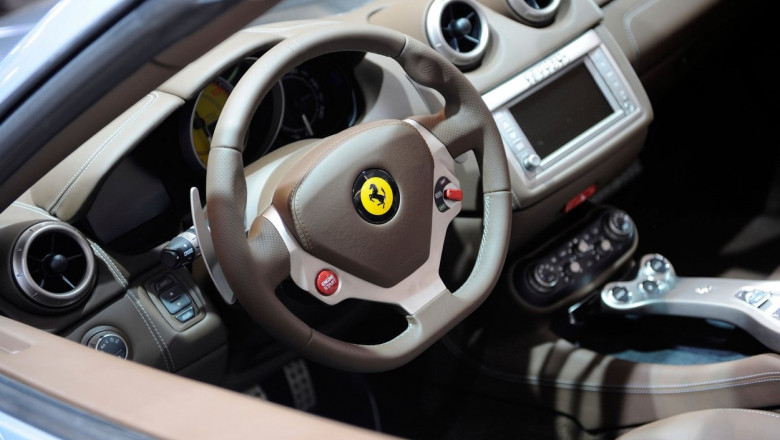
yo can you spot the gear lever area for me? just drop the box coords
[600,254,780,352]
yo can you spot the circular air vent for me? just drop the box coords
[426,0,490,69]
[507,0,560,26]
[12,221,96,308]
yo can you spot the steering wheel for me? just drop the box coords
[206,23,511,372]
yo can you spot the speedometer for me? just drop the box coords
[183,57,284,172]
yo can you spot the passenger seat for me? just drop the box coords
[618,408,780,440]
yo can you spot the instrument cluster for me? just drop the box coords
[183,52,364,170]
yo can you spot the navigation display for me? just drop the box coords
[509,63,614,160]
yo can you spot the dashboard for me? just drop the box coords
[0,0,713,377]
[73,52,366,255]
[62,0,656,263]
[5,0,780,437]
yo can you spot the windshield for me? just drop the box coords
[0,0,57,58]
[0,0,133,118]
[251,0,373,25]
[0,0,374,61]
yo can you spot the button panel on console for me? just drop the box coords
[514,207,637,308]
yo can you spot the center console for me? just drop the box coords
[460,200,780,432]
[601,253,780,352]
[505,202,780,355]
[483,30,645,204]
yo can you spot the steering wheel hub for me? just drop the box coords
[271,121,433,287]
[352,168,399,224]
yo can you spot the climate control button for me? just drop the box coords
[566,261,583,275]
[575,240,593,255]
[531,263,560,290]
[605,211,634,240]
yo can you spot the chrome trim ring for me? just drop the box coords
[507,0,560,26]
[425,0,490,68]
[11,221,96,308]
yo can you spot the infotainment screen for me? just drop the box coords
[508,63,613,160]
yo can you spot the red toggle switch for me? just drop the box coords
[444,188,463,201]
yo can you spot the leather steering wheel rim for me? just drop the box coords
[206,22,512,372]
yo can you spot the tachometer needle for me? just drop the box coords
[194,114,213,140]
[301,114,314,137]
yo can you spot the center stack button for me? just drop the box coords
[530,263,560,292]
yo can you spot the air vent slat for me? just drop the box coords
[61,274,76,290]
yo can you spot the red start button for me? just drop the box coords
[315,270,339,296]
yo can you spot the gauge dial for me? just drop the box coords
[183,54,361,169]
[185,58,284,171]
[190,78,232,167]
[280,68,325,141]
[87,330,129,359]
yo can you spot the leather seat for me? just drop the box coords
[618,409,780,440]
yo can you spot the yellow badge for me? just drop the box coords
[359,177,394,216]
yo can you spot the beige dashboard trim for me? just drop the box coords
[29,91,184,222]
[158,20,342,100]
[361,0,604,94]
[162,0,605,102]
[0,316,399,439]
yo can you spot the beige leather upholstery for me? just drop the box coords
[473,337,780,430]
[0,316,400,439]
[618,409,780,440]
[29,92,183,222]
